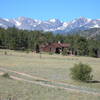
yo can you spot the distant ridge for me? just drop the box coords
[0,17,100,33]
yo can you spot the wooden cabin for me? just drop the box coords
[40,42,70,54]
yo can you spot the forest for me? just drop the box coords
[0,27,100,57]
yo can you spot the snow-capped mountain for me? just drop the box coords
[0,18,15,28]
[0,17,100,33]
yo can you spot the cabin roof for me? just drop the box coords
[41,43,70,48]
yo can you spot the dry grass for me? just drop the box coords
[0,49,100,100]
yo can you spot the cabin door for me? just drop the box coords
[55,48,61,54]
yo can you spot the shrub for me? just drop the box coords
[88,49,95,57]
[4,51,7,55]
[2,73,10,78]
[49,52,53,55]
[70,63,93,82]
[26,49,30,53]
[62,48,68,56]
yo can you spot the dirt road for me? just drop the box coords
[0,67,100,96]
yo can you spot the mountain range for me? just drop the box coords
[0,17,100,33]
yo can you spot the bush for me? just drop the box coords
[49,52,53,55]
[70,63,93,82]
[26,49,30,53]
[4,51,7,55]
[62,48,68,56]
[2,73,10,78]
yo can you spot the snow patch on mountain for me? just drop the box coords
[90,24,100,28]
[63,22,69,27]
[49,19,57,23]
[14,20,21,26]
[3,18,9,22]
[0,23,3,26]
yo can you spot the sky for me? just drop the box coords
[0,0,100,21]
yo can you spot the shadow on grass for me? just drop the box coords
[87,80,100,83]
[35,79,49,83]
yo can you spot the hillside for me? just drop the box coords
[71,28,100,40]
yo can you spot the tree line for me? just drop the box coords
[0,27,100,57]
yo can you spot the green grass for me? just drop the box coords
[0,49,100,100]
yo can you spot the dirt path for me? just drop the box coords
[0,72,4,75]
[0,67,100,96]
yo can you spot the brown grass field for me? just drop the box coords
[0,49,100,100]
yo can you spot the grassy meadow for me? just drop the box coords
[0,49,100,100]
